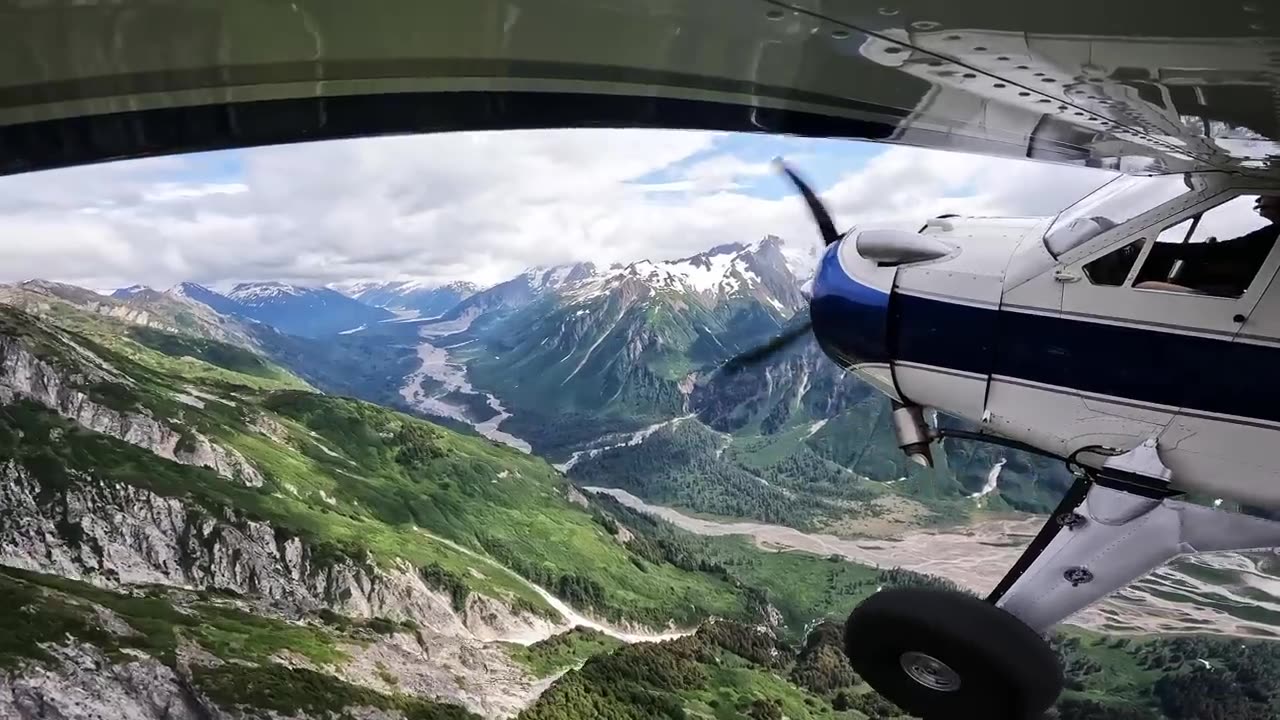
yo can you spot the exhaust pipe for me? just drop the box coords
[891,402,934,468]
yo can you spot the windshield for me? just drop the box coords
[1044,174,1191,257]
[2,129,1269,720]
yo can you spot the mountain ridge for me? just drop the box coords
[2,264,1270,720]
[106,280,396,338]
[441,238,814,455]
[434,262,598,324]
[343,279,482,318]
[0,295,798,716]
[0,279,259,348]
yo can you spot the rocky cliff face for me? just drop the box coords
[0,297,679,719]
[0,459,564,717]
[293,629,550,718]
[691,335,871,435]
[0,642,215,720]
[0,334,264,486]
[0,461,553,644]
[1,629,542,720]
[1,280,257,349]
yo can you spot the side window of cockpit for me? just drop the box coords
[1133,194,1280,298]
[1084,239,1146,286]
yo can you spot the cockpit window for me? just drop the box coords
[1044,174,1191,258]
[1133,194,1280,298]
[1083,239,1147,286]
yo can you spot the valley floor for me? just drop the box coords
[398,313,1280,643]
[7,285,1280,720]
[590,487,1280,640]
[400,331,531,453]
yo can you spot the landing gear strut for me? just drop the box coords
[842,437,1280,719]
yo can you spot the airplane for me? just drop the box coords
[749,160,1280,719]
[2,1,1280,719]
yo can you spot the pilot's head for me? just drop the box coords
[1255,195,1280,224]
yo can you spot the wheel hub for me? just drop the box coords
[899,651,961,692]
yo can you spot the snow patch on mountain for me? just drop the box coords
[525,263,598,292]
[167,282,222,302]
[228,281,307,304]
[111,284,152,299]
[557,236,800,314]
[666,244,742,293]
[341,280,484,320]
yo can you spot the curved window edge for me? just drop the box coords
[1044,174,1193,258]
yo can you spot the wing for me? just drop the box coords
[1,1,1276,177]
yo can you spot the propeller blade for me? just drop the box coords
[774,158,841,247]
[720,320,814,374]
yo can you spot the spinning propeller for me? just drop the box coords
[720,160,841,374]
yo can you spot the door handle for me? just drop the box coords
[1233,313,1247,323]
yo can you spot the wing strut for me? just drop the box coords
[988,439,1280,631]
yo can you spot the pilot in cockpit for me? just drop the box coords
[1135,195,1280,297]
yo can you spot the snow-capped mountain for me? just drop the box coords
[525,263,599,293]
[226,281,307,304]
[343,279,480,317]
[5,280,256,347]
[111,284,152,300]
[169,282,247,317]
[449,238,807,447]
[562,236,803,316]
[438,262,597,323]
[164,281,393,338]
[219,282,393,337]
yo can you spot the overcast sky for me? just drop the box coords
[0,130,1115,291]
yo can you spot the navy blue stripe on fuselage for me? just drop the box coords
[892,294,998,377]
[810,245,891,365]
[892,292,1280,425]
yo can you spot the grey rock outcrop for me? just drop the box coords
[0,334,264,486]
[0,644,213,720]
[0,462,554,645]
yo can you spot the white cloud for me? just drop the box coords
[822,145,1114,228]
[636,155,775,194]
[0,130,1114,291]
[143,183,249,203]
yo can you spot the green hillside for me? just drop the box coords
[8,507,1276,720]
[526,501,1280,720]
[508,628,624,677]
[0,302,754,627]
[519,616,1280,720]
[520,622,882,720]
[557,331,1074,532]
[257,391,750,625]
[439,283,1072,529]
[461,290,769,454]
[451,246,802,455]
[6,289,1280,720]
[0,565,476,719]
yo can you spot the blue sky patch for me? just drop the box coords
[632,134,884,199]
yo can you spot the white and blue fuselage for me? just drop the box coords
[810,171,1280,507]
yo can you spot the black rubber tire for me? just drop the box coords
[843,587,1062,720]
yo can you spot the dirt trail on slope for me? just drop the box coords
[419,529,692,645]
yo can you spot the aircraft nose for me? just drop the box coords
[808,240,895,369]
